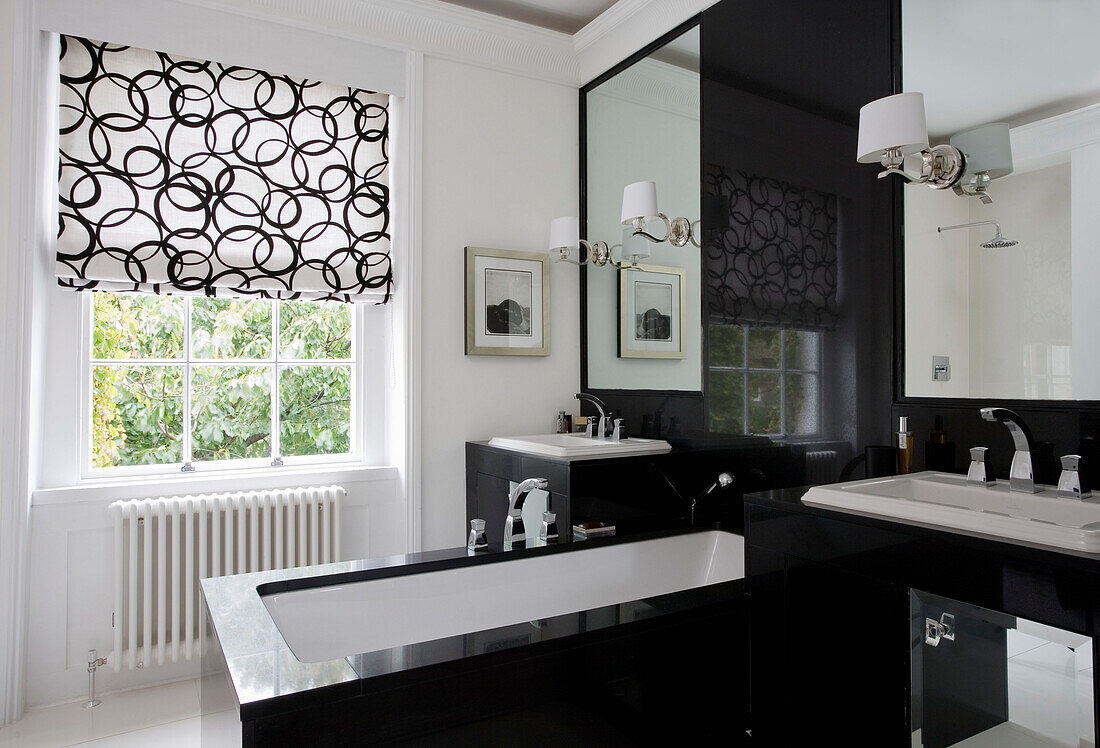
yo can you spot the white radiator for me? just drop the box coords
[805,450,839,484]
[107,485,344,671]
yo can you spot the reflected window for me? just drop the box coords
[708,325,822,438]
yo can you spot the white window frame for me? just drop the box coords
[79,293,369,479]
[708,325,825,440]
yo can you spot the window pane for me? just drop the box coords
[784,330,820,371]
[279,301,353,360]
[709,325,745,367]
[785,373,819,435]
[92,365,183,466]
[191,366,272,460]
[747,328,781,369]
[92,294,184,359]
[191,298,272,359]
[279,366,352,456]
[747,372,782,434]
[708,370,744,434]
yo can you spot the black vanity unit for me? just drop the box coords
[744,488,1100,745]
[465,439,803,543]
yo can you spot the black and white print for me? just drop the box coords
[56,35,392,302]
[634,281,673,341]
[483,269,533,336]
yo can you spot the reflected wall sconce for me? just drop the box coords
[857,93,1014,204]
[547,216,650,269]
[949,123,1013,204]
[856,92,964,190]
[620,180,701,248]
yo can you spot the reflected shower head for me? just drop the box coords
[937,220,1017,249]
[980,228,1018,249]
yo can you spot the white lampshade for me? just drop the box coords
[950,122,1013,180]
[856,92,929,163]
[548,216,579,252]
[620,227,651,264]
[621,181,658,225]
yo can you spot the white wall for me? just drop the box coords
[1071,142,1100,399]
[903,184,971,397]
[969,164,1071,399]
[418,56,579,551]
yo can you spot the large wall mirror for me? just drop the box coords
[583,23,701,393]
[903,0,1100,401]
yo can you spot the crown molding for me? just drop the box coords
[178,0,580,85]
[590,57,698,120]
[574,0,716,85]
[1012,102,1100,173]
[176,0,715,88]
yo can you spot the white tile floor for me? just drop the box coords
[0,678,237,748]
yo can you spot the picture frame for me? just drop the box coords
[465,246,550,356]
[618,263,686,359]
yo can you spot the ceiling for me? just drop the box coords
[904,0,1100,137]
[437,0,619,34]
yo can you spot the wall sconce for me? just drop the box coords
[620,180,701,248]
[856,92,965,190]
[547,216,648,269]
[949,123,1013,204]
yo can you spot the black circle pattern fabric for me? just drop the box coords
[56,35,392,303]
[704,166,838,330]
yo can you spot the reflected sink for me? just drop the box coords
[487,433,672,460]
[802,471,1100,553]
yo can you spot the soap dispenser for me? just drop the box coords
[896,416,914,474]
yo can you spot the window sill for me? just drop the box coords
[32,463,398,506]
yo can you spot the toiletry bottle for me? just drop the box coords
[896,416,914,474]
[925,415,957,472]
[556,411,570,434]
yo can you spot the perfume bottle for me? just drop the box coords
[896,416,914,474]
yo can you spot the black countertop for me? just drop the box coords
[201,526,745,721]
[744,484,1100,572]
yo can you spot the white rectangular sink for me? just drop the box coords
[487,433,672,460]
[802,471,1100,553]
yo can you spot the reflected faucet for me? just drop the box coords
[575,393,609,438]
[980,407,1039,493]
[504,477,549,548]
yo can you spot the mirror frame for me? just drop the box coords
[578,15,704,400]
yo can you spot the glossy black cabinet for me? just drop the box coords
[745,489,1100,745]
[465,441,804,544]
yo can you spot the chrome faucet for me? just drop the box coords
[504,477,548,548]
[980,407,1040,493]
[575,393,609,439]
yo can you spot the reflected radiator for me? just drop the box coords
[805,450,839,484]
[107,485,344,671]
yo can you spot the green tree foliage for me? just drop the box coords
[92,294,352,468]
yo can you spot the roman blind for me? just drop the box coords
[704,167,838,331]
[56,35,392,303]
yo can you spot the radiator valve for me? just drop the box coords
[84,648,108,709]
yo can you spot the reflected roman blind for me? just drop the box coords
[56,35,392,302]
[704,167,838,330]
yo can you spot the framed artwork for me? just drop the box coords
[464,246,550,356]
[619,264,686,359]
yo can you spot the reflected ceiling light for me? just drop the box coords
[856,92,965,190]
[619,180,701,248]
[547,216,647,269]
[950,123,1013,204]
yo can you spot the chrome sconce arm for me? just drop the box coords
[629,214,702,249]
